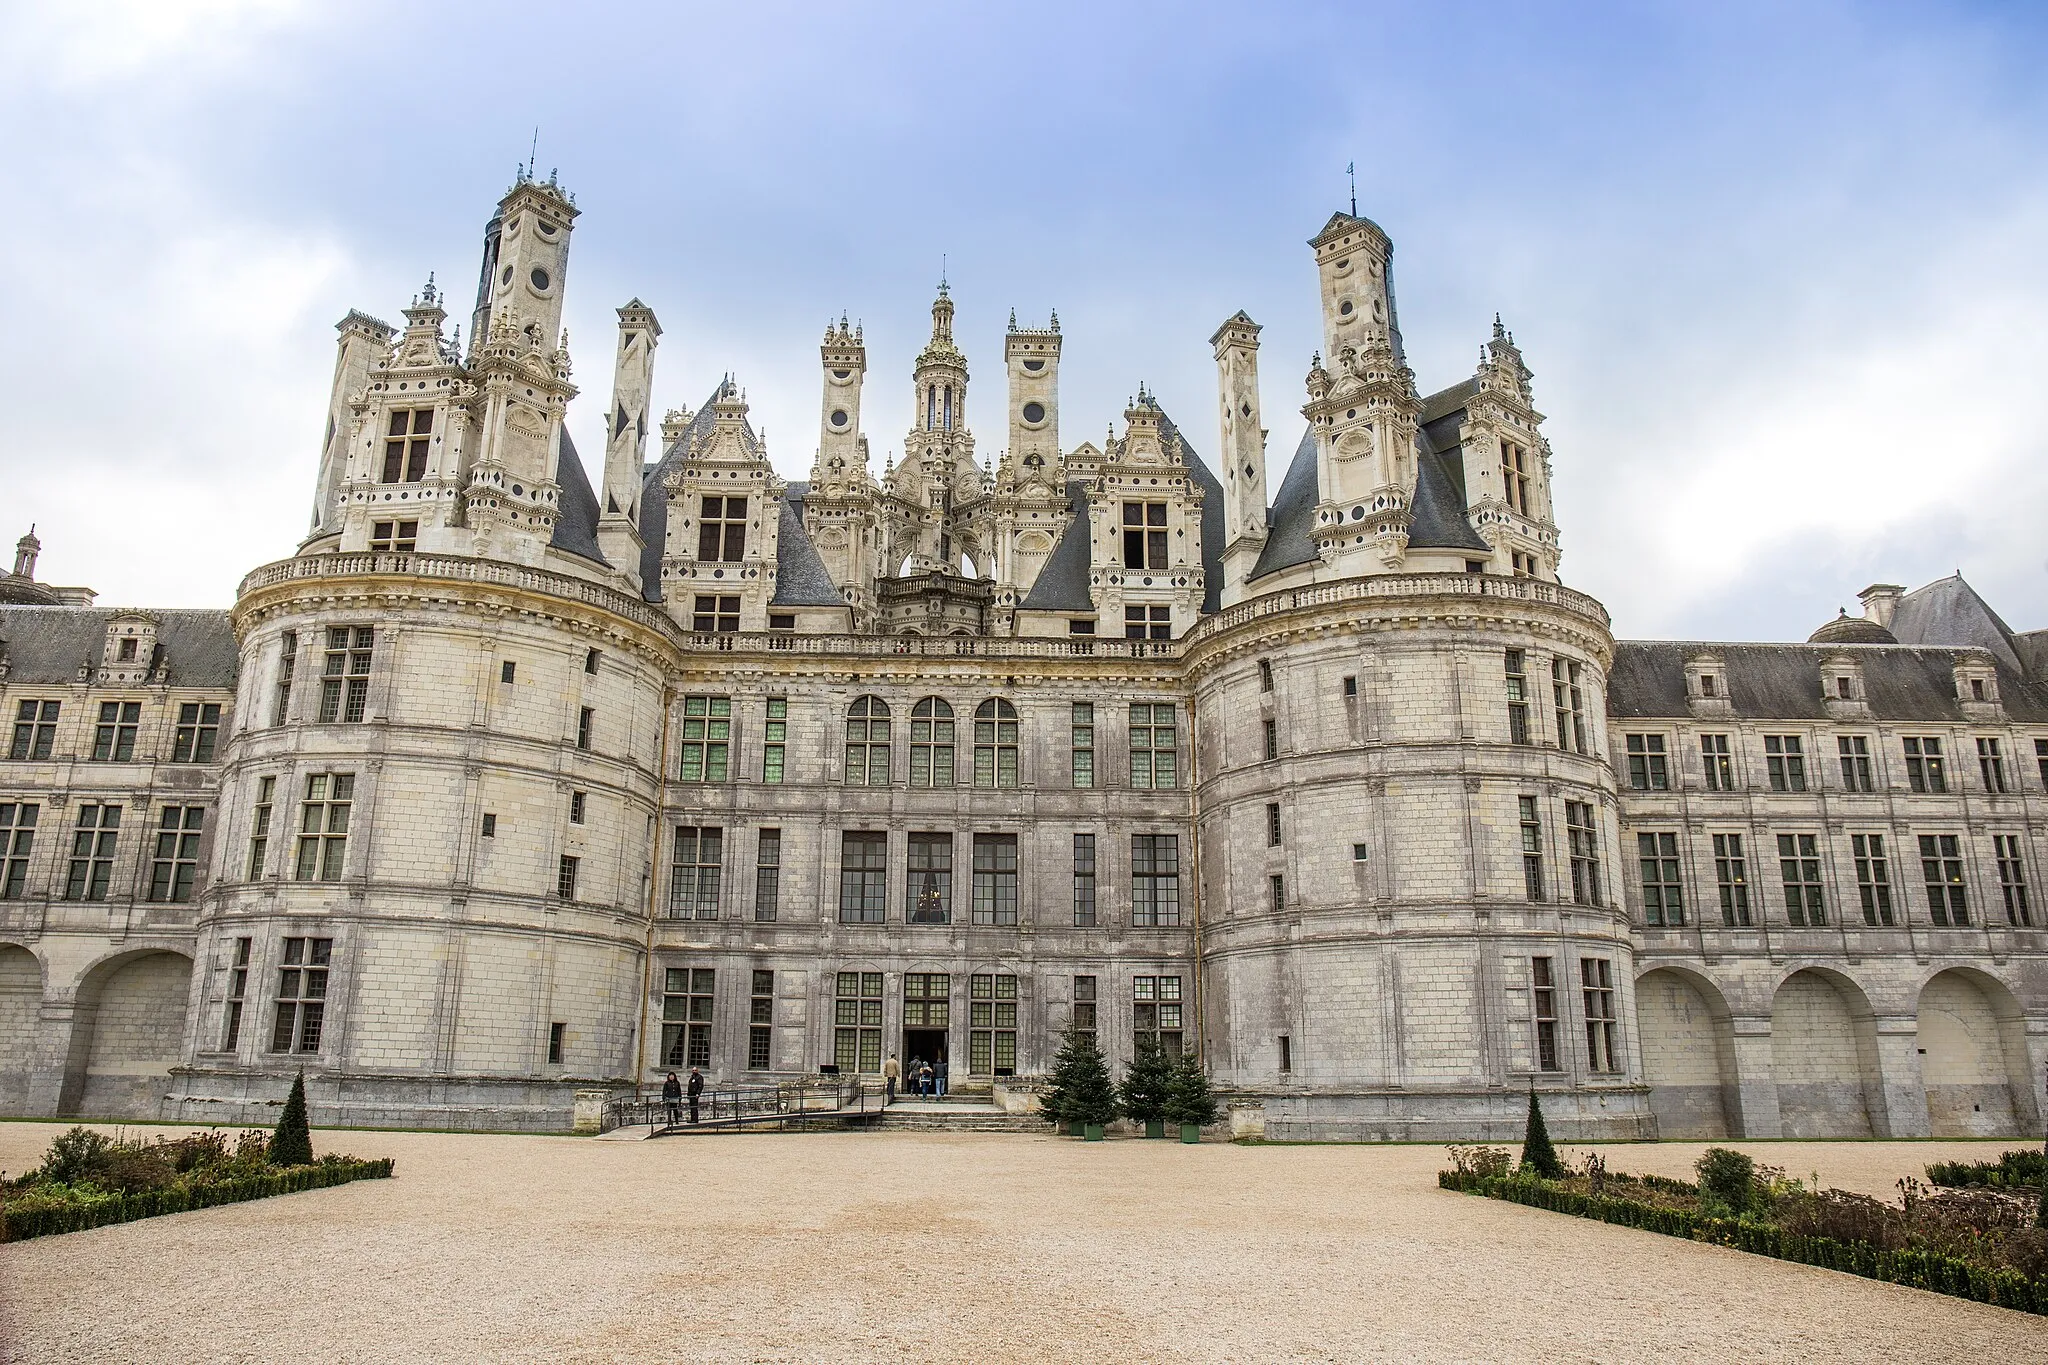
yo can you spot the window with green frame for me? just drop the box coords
[678,695,731,782]
[970,973,1017,1075]
[1129,702,1177,788]
[762,697,786,783]
[833,971,884,1072]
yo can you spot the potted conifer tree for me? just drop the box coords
[1119,1044,1174,1138]
[1164,1050,1218,1143]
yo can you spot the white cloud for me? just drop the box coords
[1,0,315,86]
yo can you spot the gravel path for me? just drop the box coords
[2,1122,2044,1363]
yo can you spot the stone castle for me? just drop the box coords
[1,170,2043,1141]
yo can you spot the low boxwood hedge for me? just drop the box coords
[1926,1150,2047,1190]
[1,1158,394,1243]
[1439,1170,2047,1315]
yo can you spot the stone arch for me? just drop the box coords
[60,948,194,1118]
[0,942,45,1113]
[1918,967,2036,1137]
[1770,967,1883,1138]
[1635,966,1738,1138]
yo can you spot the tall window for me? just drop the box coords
[1582,959,1618,1073]
[1713,833,1750,926]
[1637,832,1682,926]
[749,970,774,1070]
[1129,703,1177,788]
[148,805,205,903]
[369,520,417,553]
[838,832,887,923]
[1269,873,1285,910]
[1625,735,1668,791]
[1903,737,1947,793]
[569,790,586,824]
[1131,833,1181,926]
[92,701,141,762]
[381,408,433,482]
[1565,801,1600,905]
[970,974,1018,1074]
[972,834,1019,925]
[1266,802,1282,847]
[1073,833,1097,927]
[171,703,222,763]
[2037,738,2048,790]
[1530,957,1560,1072]
[691,595,740,633]
[973,699,1019,788]
[1764,736,1807,792]
[661,968,714,1069]
[1993,835,2030,926]
[0,802,38,899]
[294,773,353,882]
[9,700,58,760]
[1501,440,1530,514]
[1132,975,1183,1055]
[1977,738,2007,793]
[1919,834,1968,925]
[904,972,949,1036]
[1070,703,1095,788]
[1257,659,1274,693]
[65,803,121,901]
[754,829,780,922]
[1701,734,1734,791]
[1124,605,1171,640]
[1262,718,1278,761]
[1504,650,1530,745]
[1122,502,1168,569]
[668,826,723,919]
[1071,975,1098,1047]
[907,833,953,924]
[577,706,594,751]
[834,971,884,1073]
[909,698,955,788]
[1838,735,1874,792]
[844,697,891,786]
[1852,834,1894,926]
[1551,659,1586,754]
[1777,834,1825,926]
[677,696,732,782]
[221,937,251,1050]
[272,631,297,727]
[246,776,275,879]
[556,855,580,900]
[697,495,748,561]
[318,627,374,724]
[762,698,787,784]
[1518,796,1545,901]
[270,937,331,1053]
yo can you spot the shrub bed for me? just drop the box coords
[1927,1149,2047,1190]
[1439,1147,2048,1316]
[1,1126,394,1243]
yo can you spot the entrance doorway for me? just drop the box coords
[903,1029,948,1072]
[902,971,950,1094]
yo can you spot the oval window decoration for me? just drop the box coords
[500,265,514,287]
[537,220,557,237]
[1339,299,1354,316]
[830,409,849,428]
[530,268,551,292]
[832,368,850,379]
[1022,401,1046,423]
[1023,358,1045,372]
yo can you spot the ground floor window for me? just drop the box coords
[270,936,331,1054]
[749,970,774,1069]
[1133,974,1183,1055]
[834,971,884,1072]
[970,974,1017,1075]
[1531,956,1560,1072]
[1582,957,1618,1073]
[1072,975,1097,1047]
[662,968,714,1069]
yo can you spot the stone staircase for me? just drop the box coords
[870,1096,1048,1134]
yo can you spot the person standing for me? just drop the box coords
[883,1052,901,1104]
[661,1071,682,1127]
[935,1056,949,1099]
[919,1060,934,1098]
[686,1066,704,1124]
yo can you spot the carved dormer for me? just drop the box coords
[658,377,786,632]
[1955,653,2004,721]
[1819,652,1872,721]
[1084,388,1206,642]
[1684,652,1734,720]
[99,612,159,686]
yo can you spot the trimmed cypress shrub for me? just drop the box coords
[1519,1089,1562,1178]
[271,1071,315,1167]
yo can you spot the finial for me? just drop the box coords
[1049,308,1059,332]
[1347,159,1356,216]
[1008,308,1017,331]
[1493,313,1505,340]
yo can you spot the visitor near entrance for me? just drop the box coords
[662,1071,681,1127]
[884,1054,900,1104]
[936,1058,949,1098]
[686,1067,703,1125]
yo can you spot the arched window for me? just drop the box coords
[844,697,890,786]
[973,698,1019,789]
[910,698,955,787]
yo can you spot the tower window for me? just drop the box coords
[381,409,433,483]
[1504,650,1530,746]
[370,520,418,553]
[143,807,201,911]
[1124,605,1171,640]
[1500,441,1529,515]
[318,626,375,724]
[691,595,740,634]
[697,496,748,562]
[1122,502,1169,569]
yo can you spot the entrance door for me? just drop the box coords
[903,972,950,1079]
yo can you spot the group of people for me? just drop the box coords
[661,1067,703,1126]
[881,1053,947,1102]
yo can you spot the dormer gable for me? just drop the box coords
[99,612,159,685]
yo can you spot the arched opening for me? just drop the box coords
[0,944,42,1113]
[61,949,193,1118]
[1636,967,1738,1138]
[960,553,977,579]
[1770,968,1883,1138]
[1919,968,2036,1137]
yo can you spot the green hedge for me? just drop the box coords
[1926,1150,2046,1190]
[1439,1170,2046,1315]
[1,1159,394,1243]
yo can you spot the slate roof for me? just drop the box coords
[1406,427,1490,553]
[0,607,239,688]
[1606,641,2048,723]
[1158,410,1228,615]
[547,427,608,567]
[771,484,848,608]
[1247,426,1321,581]
[1018,481,1096,611]
[1888,574,2027,675]
[1807,612,1897,645]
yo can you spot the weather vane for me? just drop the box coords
[1348,161,1356,216]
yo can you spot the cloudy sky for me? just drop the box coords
[5,0,2044,641]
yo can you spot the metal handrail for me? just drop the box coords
[601,1076,878,1134]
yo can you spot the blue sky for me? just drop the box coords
[5,0,2044,641]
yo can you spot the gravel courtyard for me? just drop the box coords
[3,1122,2046,1363]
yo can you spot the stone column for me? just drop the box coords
[1728,1017,1780,1138]
[1872,1016,1930,1139]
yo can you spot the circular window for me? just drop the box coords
[1022,401,1046,423]
[1350,506,1365,520]
[830,409,849,428]
[511,484,524,497]
[1339,300,1354,316]
[1346,408,1356,419]
[1023,359,1045,372]
[530,268,551,292]
[832,368,850,379]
